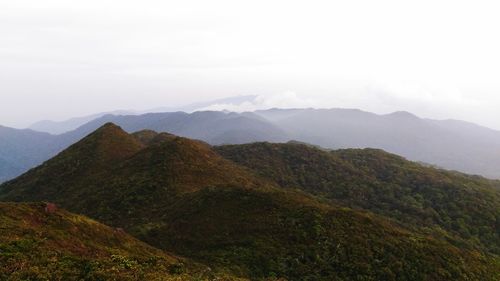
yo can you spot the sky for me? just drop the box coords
[1,0,500,129]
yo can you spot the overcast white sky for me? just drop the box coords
[1,0,500,129]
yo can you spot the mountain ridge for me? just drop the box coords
[3,107,500,184]
[0,111,288,183]
[1,123,499,280]
[216,141,500,255]
[255,108,500,178]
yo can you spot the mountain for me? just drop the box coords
[255,108,500,178]
[0,157,23,183]
[7,106,500,184]
[0,202,237,280]
[29,110,135,135]
[69,111,288,145]
[10,106,500,184]
[216,142,500,255]
[0,111,288,183]
[1,124,499,280]
[0,126,61,182]
[28,95,257,135]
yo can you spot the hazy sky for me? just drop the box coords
[2,0,500,129]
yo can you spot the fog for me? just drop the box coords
[1,0,500,129]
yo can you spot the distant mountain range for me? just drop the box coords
[0,111,285,182]
[255,108,500,178]
[29,110,136,135]
[1,123,498,280]
[28,95,258,134]
[0,125,61,183]
[2,107,500,183]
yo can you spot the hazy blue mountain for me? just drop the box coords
[255,108,500,178]
[28,110,136,135]
[28,95,257,134]
[0,126,62,182]
[0,111,287,183]
[64,111,288,145]
[0,158,23,183]
[5,107,500,183]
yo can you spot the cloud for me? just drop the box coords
[1,1,500,129]
[197,91,320,112]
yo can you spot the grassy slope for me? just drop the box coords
[1,124,499,280]
[0,202,241,281]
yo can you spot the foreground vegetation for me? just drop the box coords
[0,202,244,280]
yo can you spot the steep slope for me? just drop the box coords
[1,124,499,280]
[0,123,145,202]
[0,202,234,281]
[256,108,500,178]
[216,142,500,255]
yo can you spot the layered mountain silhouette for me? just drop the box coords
[1,123,499,280]
[28,95,258,134]
[255,108,500,178]
[3,107,500,181]
[0,111,287,183]
[70,111,288,145]
[29,110,135,135]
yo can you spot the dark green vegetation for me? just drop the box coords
[147,187,500,280]
[216,142,500,255]
[0,202,240,281]
[1,124,499,280]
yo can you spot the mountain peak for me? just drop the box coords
[92,122,125,134]
[385,111,419,120]
[132,130,177,146]
[0,123,145,200]
[117,133,267,194]
[67,122,144,166]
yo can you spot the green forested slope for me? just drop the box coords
[216,142,500,255]
[1,124,499,280]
